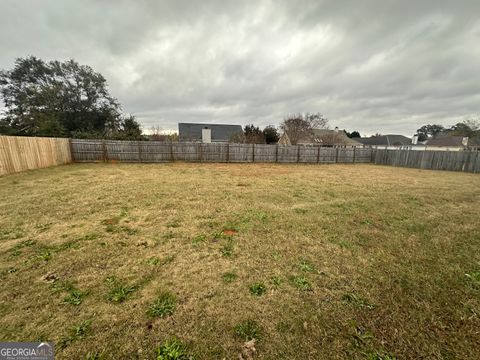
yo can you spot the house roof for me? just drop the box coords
[310,129,363,146]
[280,129,362,146]
[426,135,468,147]
[178,123,243,142]
[357,135,411,146]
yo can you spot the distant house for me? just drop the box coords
[357,135,412,148]
[278,128,362,147]
[425,135,478,151]
[178,123,243,143]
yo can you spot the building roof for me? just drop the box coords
[426,135,468,147]
[310,129,363,146]
[279,129,362,146]
[178,123,243,142]
[357,135,411,146]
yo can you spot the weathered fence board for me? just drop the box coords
[69,139,480,172]
[0,135,72,176]
[71,139,374,165]
[373,149,480,173]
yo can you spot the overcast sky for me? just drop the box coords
[1,0,479,136]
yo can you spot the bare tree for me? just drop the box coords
[280,112,328,145]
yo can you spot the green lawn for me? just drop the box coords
[0,163,479,359]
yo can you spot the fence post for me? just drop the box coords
[137,141,142,162]
[335,147,339,163]
[275,144,279,163]
[297,146,300,163]
[170,142,174,162]
[252,143,255,163]
[102,139,108,162]
[352,146,356,163]
[198,142,202,162]
[68,138,74,162]
[317,146,321,163]
[226,142,229,163]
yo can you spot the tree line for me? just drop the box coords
[415,121,480,142]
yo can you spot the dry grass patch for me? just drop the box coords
[0,163,479,359]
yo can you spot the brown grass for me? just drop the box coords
[0,163,479,359]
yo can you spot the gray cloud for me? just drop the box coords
[1,0,479,135]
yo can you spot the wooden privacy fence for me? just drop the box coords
[373,149,480,173]
[71,139,373,164]
[1,136,479,175]
[0,135,72,176]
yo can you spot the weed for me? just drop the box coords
[52,280,75,293]
[147,257,160,266]
[342,293,375,310]
[161,255,176,265]
[271,251,282,260]
[10,249,21,257]
[292,276,313,291]
[81,233,99,241]
[352,323,374,348]
[271,276,282,287]
[85,351,107,360]
[191,234,207,245]
[58,320,92,349]
[234,319,263,341]
[155,338,192,360]
[222,272,237,283]
[9,239,37,257]
[63,289,88,306]
[0,226,24,240]
[465,271,480,285]
[339,240,352,249]
[37,249,51,261]
[212,231,226,241]
[147,292,176,318]
[249,282,267,296]
[221,239,234,257]
[299,259,316,273]
[105,277,137,303]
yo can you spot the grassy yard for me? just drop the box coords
[0,163,479,359]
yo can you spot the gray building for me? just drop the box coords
[178,123,243,142]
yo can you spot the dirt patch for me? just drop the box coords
[223,229,238,236]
